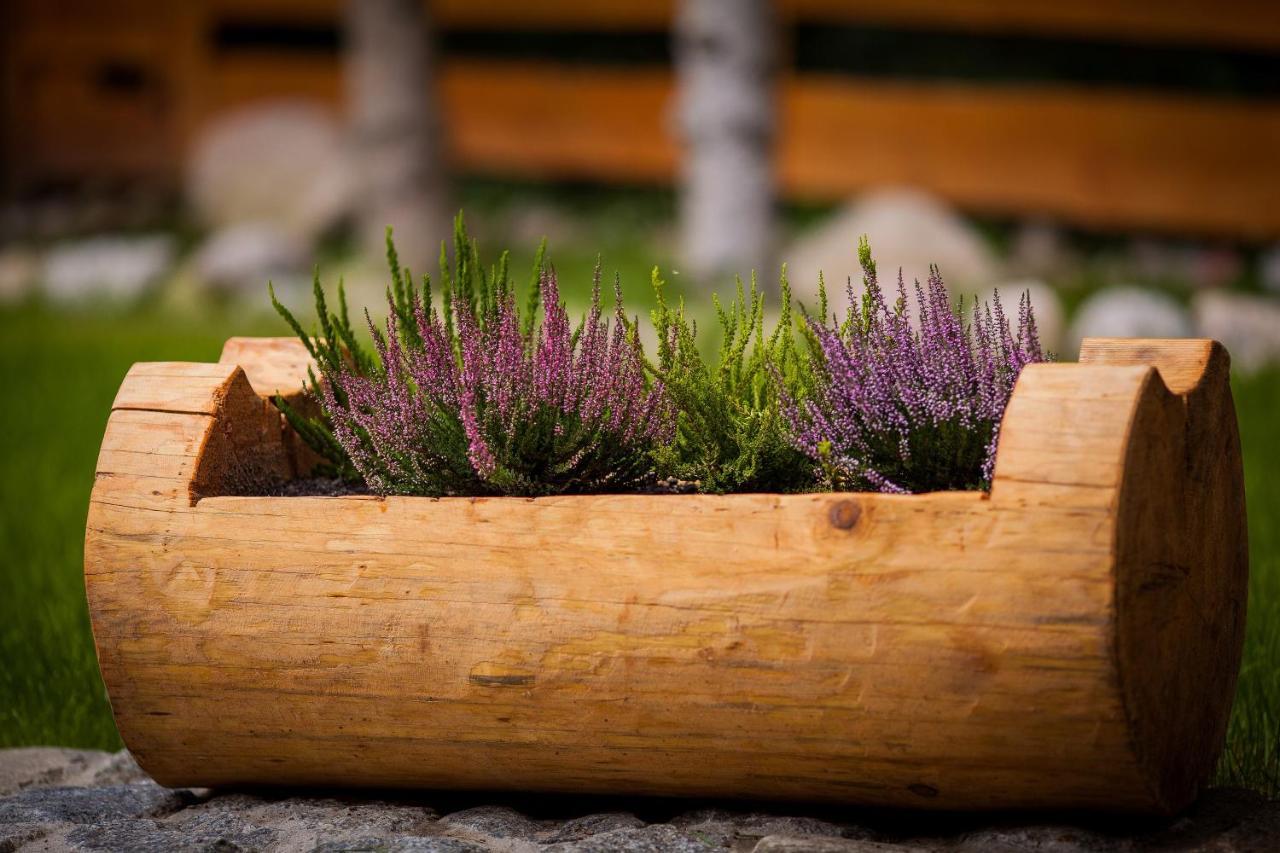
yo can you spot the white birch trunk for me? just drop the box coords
[674,0,777,284]
[345,0,449,271]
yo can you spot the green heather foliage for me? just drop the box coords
[648,267,816,493]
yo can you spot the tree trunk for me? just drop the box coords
[345,0,449,271]
[674,0,777,285]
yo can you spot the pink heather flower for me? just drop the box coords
[320,265,673,497]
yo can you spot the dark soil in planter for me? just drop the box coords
[264,477,372,498]
[246,476,701,499]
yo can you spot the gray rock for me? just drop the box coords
[784,189,1000,312]
[754,838,927,853]
[167,792,436,852]
[0,782,196,852]
[1068,287,1192,354]
[81,751,151,789]
[732,814,861,842]
[543,823,722,853]
[310,838,485,853]
[0,748,150,798]
[186,101,352,240]
[41,234,174,303]
[544,812,647,843]
[438,804,554,840]
[0,782,191,825]
[193,222,311,295]
[2,750,1278,852]
[62,817,277,852]
[668,808,872,849]
[0,749,108,797]
[1192,291,1280,372]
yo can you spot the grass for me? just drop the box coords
[1,298,1277,797]
[0,303,282,750]
[1215,365,1280,795]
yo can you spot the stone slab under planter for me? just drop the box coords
[3,748,1279,852]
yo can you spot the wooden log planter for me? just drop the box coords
[85,336,1247,814]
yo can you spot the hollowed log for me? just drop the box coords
[84,337,1247,813]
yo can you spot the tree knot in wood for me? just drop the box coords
[828,500,861,530]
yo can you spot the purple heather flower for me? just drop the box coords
[784,241,1046,493]
[319,266,673,497]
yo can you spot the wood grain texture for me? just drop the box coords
[1081,338,1248,811]
[218,337,311,401]
[218,337,323,478]
[84,338,1247,813]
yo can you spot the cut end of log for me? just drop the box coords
[1080,337,1228,396]
[1082,338,1247,813]
[218,337,314,402]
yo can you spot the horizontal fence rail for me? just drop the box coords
[4,0,1280,237]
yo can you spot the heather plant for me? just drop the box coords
[271,215,540,483]
[272,217,672,496]
[785,238,1046,494]
[648,267,816,493]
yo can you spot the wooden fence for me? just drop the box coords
[4,0,1279,238]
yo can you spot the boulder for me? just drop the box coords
[41,235,174,303]
[1068,287,1192,354]
[541,823,727,853]
[543,812,647,843]
[193,222,311,295]
[155,792,438,852]
[1193,291,1280,372]
[0,749,145,797]
[0,783,191,826]
[0,782,198,852]
[783,189,1000,313]
[187,101,352,240]
[438,804,556,841]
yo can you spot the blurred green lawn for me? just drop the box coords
[1,299,1277,796]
